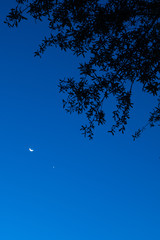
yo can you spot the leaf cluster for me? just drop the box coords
[5,0,160,139]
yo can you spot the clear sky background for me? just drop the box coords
[0,1,160,240]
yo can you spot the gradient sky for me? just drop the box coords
[0,1,160,240]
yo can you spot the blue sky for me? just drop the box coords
[0,1,160,240]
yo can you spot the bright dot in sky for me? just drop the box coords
[53,166,55,169]
[29,148,34,152]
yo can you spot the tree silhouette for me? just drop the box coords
[5,0,160,139]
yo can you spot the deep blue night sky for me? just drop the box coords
[0,1,160,239]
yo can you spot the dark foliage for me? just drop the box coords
[5,0,160,139]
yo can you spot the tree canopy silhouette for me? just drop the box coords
[5,0,160,139]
